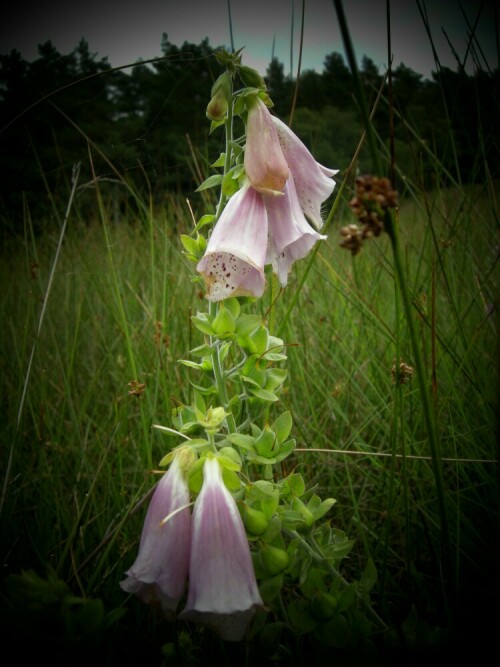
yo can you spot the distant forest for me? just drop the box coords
[0,34,498,231]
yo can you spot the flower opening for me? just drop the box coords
[265,176,327,286]
[197,184,268,301]
[272,115,338,229]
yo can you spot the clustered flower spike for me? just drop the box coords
[197,95,338,301]
[121,454,263,642]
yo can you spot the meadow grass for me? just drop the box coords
[1,162,498,662]
[1,7,499,658]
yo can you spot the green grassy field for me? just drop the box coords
[1,3,499,656]
[1,156,498,663]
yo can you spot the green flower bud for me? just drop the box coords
[243,505,269,535]
[206,87,228,121]
[309,591,338,622]
[198,406,228,432]
[260,543,289,576]
[238,65,266,89]
[206,72,231,121]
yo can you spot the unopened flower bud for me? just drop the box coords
[242,505,269,535]
[206,72,231,121]
[310,591,338,621]
[238,65,266,89]
[259,543,289,575]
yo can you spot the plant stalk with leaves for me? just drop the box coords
[121,49,384,649]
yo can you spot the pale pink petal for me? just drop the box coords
[120,456,191,613]
[180,457,263,641]
[272,115,338,229]
[197,184,268,301]
[244,97,289,195]
[265,176,327,286]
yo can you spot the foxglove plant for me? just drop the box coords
[122,49,383,651]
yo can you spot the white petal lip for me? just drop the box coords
[197,184,268,301]
[120,456,191,611]
[272,115,338,229]
[180,457,263,640]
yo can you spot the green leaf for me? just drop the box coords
[250,388,279,402]
[254,430,277,458]
[178,359,203,370]
[211,153,226,167]
[279,509,307,529]
[212,305,236,335]
[264,368,287,391]
[280,473,306,499]
[222,468,241,490]
[179,234,199,256]
[259,515,282,542]
[189,344,214,358]
[235,314,262,336]
[336,583,357,612]
[287,599,318,633]
[191,314,214,336]
[313,613,350,647]
[195,174,223,192]
[224,297,241,319]
[272,411,293,443]
[227,433,255,450]
[240,374,263,390]
[222,171,239,196]
[217,454,241,472]
[251,326,269,355]
[259,575,284,604]
[193,214,215,233]
[359,557,378,594]
[247,479,276,498]
[309,497,336,521]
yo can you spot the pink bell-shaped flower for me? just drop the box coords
[197,183,268,301]
[120,454,191,613]
[180,457,264,641]
[272,115,338,229]
[264,176,327,286]
[244,96,289,196]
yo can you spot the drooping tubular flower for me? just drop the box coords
[180,456,264,641]
[244,96,289,196]
[120,451,192,614]
[264,175,327,287]
[197,183,268,301]
[272,115,338,229]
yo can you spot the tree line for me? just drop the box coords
[0,35,498,232]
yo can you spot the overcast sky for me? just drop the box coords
[1,0,497,79]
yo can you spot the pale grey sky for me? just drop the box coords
[1,0,497,79]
